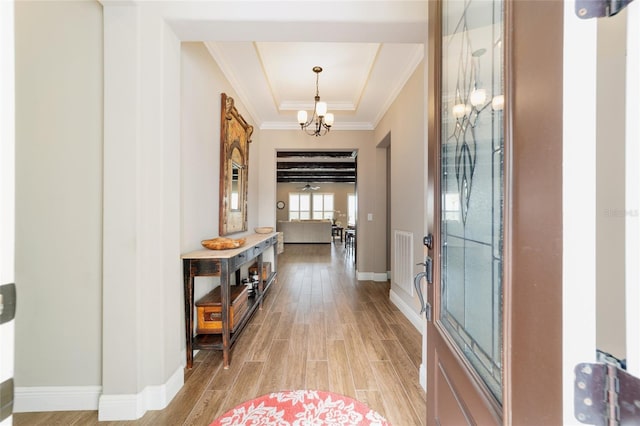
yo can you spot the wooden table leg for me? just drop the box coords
[221,261,231,369]
[183,260,195,369]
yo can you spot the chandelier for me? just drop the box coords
[297,66,334,137]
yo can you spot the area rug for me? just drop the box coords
[210,389,391,426]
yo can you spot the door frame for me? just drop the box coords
[625,1,640,378]
[0,1,15,425]
[562,1,599,424]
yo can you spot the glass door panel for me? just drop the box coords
[440,0,504,402]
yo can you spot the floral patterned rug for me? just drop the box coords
[210,389,391,426]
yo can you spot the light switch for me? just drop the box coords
[367,213,373,221]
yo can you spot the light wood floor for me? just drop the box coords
[15,242,426,425]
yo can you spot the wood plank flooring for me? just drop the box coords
[15,242,426,426]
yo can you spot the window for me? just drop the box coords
[289,193,310,220]
[312,193,334,220]
[347,194,356,226]
[288,192,335,220]
[443,192,461,222]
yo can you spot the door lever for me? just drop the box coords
[414,263,432,322]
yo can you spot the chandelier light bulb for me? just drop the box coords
[324,113,334,127]
[315,101,327,117]
[470,89,487,107]
[297,110,308,125]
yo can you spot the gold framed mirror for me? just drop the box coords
[219,93,253,236]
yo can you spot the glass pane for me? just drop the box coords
[324,194,334,212]
[300,194,310,211]
[313,194,323,212]
[440,0,504,402]
[289,194,299,210]
[348,194,356,225]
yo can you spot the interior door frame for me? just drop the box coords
[427,0,565,424]
[0,1,15,425]
[625,1,640,378]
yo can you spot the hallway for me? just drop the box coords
[15,242,425,425]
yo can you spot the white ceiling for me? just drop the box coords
[169,1,429,131]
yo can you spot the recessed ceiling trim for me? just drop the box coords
[352,43,382,111]
[260,121,374,131]
[279,101,356,111]
[204,42,263,127]
[253,41,281,115]
[371,44,424,128]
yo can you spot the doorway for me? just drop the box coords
[275,150,358,256]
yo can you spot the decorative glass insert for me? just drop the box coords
[440,0,504,402]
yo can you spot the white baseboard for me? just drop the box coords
[356,271,389,282]
[390,288,426,392]
[420,363,426,391]
[98,365,183,421]
[14,385,102,412]
[389,288,424,334]
[14,365,183,420]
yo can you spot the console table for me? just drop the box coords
[182,232,278,369]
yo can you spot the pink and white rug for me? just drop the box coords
[211,390,391,426]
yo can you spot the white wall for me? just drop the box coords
[100,5,185,416]
[374,62,426,315]
[14,0,103,388]
[181,41,261,303]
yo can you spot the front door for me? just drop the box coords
[426,0,506,423]
[426,0,565,423]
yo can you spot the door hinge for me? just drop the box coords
[0,378,14,423]
[576,0,634,19]
[574,361,640,425]
[0,283,16,325]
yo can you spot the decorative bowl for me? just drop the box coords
[254,227,274,234]
[201,237,246,250]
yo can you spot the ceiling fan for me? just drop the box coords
[299,183,320,191]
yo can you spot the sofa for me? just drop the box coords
[277,220,332,243]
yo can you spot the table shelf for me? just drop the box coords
[192,271,277,352]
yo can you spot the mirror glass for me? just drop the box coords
[230,149,243,211]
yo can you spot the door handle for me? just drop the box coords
[414,260,433,322]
